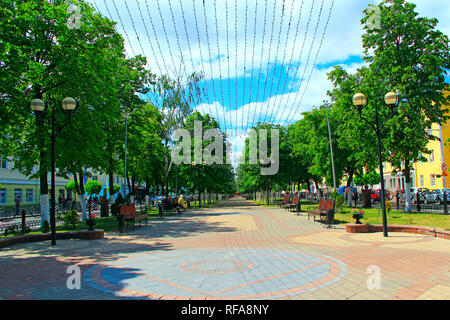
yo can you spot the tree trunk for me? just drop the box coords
[164,146,169,196]
[38,130,49,226]
[72,171,79,205]
[145,177,150,206]
[131,174,136,203]
[35,92,49,228]
[346,170,354,207]
[78,171,87,220]
[126,170,131,197]
[404,161,412,212]
[108,170,115,205]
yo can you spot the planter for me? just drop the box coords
[345,224,450,239]
[79,229,104,240]
[352,213,363,224]
[346,223,371,233]
[86,218,96,231]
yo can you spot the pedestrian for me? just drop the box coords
[15,194,21,215]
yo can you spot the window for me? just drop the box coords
[429,150,434,163]
[0,189,6,204]
[419,152,422,164]
[430,175,436,187]
[92,176,98,181]
[420,175,424,187]
[14,189,22,202]
[26,189,33,203]
[0,158,7,169]
[383,162,387,170]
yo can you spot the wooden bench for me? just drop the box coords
[307,199,335,228]
[161,201,180,216]
[284,197,300,212]
[119,204,148,233]
[277,195,290,207]
[282,196,297,211]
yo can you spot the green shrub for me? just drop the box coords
[330,193,344,213]
[42,220,50,233]
[110,192,125,217]
[385,200,393,214]
[4,225,19,237]
[63,210,79,230]
[107,184,121,194]
[85,180,103,196]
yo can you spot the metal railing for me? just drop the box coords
[243,190,449,215]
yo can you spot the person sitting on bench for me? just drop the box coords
[163,195,181,214]
[178,195,187,212]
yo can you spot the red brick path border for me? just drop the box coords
[346,223,450,240]
[0,229,105,248]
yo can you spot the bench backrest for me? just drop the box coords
[119,204,136,217]
[325,199,335,211]
[318,199,327,210]
[293,197,299,204]
[284,195,289,201]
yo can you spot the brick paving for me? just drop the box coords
[0,197,449,300]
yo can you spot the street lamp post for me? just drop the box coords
[352,91,399,237]
[31,97,77,245]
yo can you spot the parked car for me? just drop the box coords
[371,188,392,202]
[424,189,450,205]
[400,187,430,203]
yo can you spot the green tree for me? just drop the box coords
[361,0,450,211]
[151,73,203,195]
[173,112,235,203]
[0,0,134,223]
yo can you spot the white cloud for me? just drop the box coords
[90,0,450,163]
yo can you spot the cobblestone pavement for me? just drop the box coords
[0,197,449,300]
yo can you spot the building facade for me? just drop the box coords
[382,92,450,191]
[0,158,69,207]
[0,159,127,207]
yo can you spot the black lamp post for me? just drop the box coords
[352,91,399,237]
[31,97,77,245]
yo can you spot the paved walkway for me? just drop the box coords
[0,197,449,300]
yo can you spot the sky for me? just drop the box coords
[88,0,450,165]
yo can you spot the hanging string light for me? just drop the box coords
[213,0,228,133]
[265,0,295,125]
[284,0,335,127]
[282,0,326,126]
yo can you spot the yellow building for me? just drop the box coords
[383,91,450,191]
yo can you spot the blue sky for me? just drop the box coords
[89,0,450,163]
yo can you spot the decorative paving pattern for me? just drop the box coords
[85,248,347,299]
[1,197,449,300]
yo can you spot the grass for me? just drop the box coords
[1,208,162,239]
[302,204,450,230]
[188,200,221,208]
[253,200,321,208]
